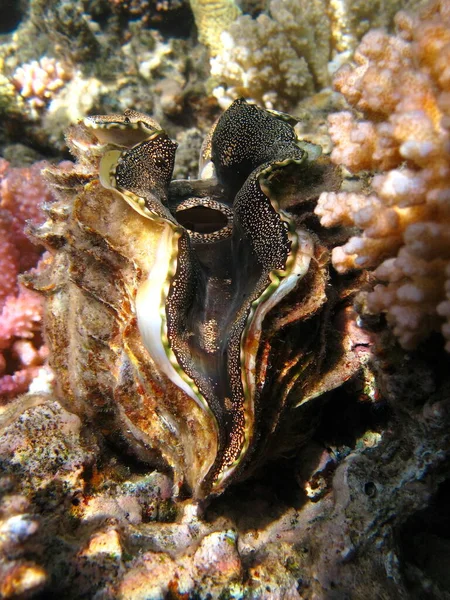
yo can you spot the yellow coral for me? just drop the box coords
[190,0,241,56]
[315,0,450,350]
[0,57,23,115]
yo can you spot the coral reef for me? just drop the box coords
[209,0,425,110]
[210,0,327,110]
[0,0,427,153]
[1,52,107,149]
[173,126,204,178]
[315,0,450,351]
[0,1,449,598]
[0,0,196,152]
[327,0,424,53]
[105,0,190,30]
[0,342,448,598]
[0,159,50,401]
[0,57,23,117]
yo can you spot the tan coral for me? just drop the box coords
[315,0,450,350]
[210,1,325,110]
[209,0,425,111]
[12,57,72,118]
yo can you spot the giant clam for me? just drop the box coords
[27,99,363,500]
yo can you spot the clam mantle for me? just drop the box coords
[28,99,360,499]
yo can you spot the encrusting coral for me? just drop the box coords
[315,0,450,351]
[0,159,51,400]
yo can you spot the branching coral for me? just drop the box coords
[0,159,51,400]
[209,0,425,110]
[210,0,328,109]
[12,57,72,119]
[315,0,450,350]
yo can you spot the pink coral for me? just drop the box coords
[315,0,450,351]
[0,159,52,400]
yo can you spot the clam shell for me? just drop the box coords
[28,100,359,499]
